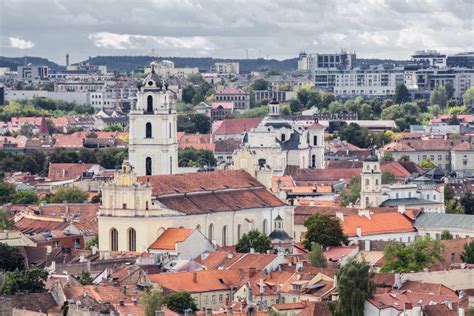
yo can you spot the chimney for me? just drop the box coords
[79,255,86,262]
[335,212,344,221]
[394,273,402,289]
[193,272,197,283]
[46,245,52,254]
[356,226,362,237]
[444,298,452,310]
[397,205,406,213]
[91,246,98,255]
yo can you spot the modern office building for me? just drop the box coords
[17,65,49,80]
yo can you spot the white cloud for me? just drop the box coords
[9,37,34,49]
[88,32,215,51]
[358,32,390,46]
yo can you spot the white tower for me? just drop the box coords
[308,121,325,169]
[128,63,178,176]
[268,98,280,116]
[360,153,382,208]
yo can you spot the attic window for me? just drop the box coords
[218,278,225,284]
[148,81,153,86]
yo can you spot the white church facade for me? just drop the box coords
[360,154,445,213]
[128,64,178,176]
[233,99,325,188]
[98,64,293,252]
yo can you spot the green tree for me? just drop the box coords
[337,123,370,148]
[0,243,25,271]
[430,85,449,107]
[78,270,93,285]
[381,152,394,162]
[420,159,436,169]
[0,209,13,229]
[332,257,375,316]
[445,198,465,214]
[441,230,453,240]
[19,124,34,138]
[251,78,269,91]
[181,85,196,104]
[12,190,39,204]
[236,229,272,254]
[381,171,395,184]
[339,176,361,207]
[445,83,455,100]
[460,192,474,215]
[236,106,268,118]
[381,237,444,273]
[444,186,455,201]
[142,288,163,316]
[48,187,88,203]
[463,86,474,106]
[1,268,48,295]
[289,99,302,114]
[460,241,474,264]
[303,214,348,250]
[161,292,197,314]
[85,236,98,250]
[394,83,410,104]
[0,181,16,204]
[102,124,123,132]
[308,243,328,268]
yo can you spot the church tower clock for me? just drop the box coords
[128,62,178,176]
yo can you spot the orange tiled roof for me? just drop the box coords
[48,163,96,181]
[53,134,84,148]
[149,270,247,293]
[341,212,415,237]
[148,228,193,250]
[214,118,262,135]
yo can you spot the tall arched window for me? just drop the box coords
[147,95,153,113]
[237,224,242,241]
[145,157,152,176]
[365,179,370,186]
[311,155,316,168]
[222,226,228,246]
[169,122,172,139]
[145,122,152,138]
[313,135,318,146]
[110,228,118,251]
[128,228,136,252]
[262,219,268,235]
[208,223,214,241]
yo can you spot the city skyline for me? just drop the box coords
[1,0,473,64]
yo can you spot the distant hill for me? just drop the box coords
[0,56,62,71]
[0,55,410,74]
[85,56,298,74]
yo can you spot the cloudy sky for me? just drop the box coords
[0,0,473,64]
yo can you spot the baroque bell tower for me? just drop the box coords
[128,62,178,176]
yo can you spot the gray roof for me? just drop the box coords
[414,213,474,230]
[380,198,443,207]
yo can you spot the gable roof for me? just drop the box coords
[149,269,247,293]
[148,228,193,250]
[414,213,474,231]
[138,170,284,215]
[214,118,262,135]
[341,212,416,237]
[48,163,96,181]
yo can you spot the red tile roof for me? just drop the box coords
[214,118,262,135]
[138,170,284,215]
[48,163,96,181]
[384,139,462,152]
[15,216,69,234]
[341,212,415,237]
[149,270,247,293]
[53,134,84,148]
[148,228,193,250]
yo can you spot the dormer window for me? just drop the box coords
[148,81,154,86]
[281,134,286,142]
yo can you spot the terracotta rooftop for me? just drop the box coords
[48,163,97,181]
[214,118,262,135]
[149,269,248,293]
[11,292,59,313]
[195,252,279,271]
[399,281,458,299]
[294,206,395,225]
[138,170,284,215]
[341,211,416,237]
[148,228,193,250]
[384,139,462,152]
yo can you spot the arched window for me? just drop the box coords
[222,226,228,246]
[169,122,172,139]
[145,122,152,138]
[110,228,118,251]
[375,179,379,185]
[313,135,318,146]
[262,219,268,235]
[147,95,153,113]
[208,224,214,241]
[365,179,370,186]
[281,133,286,142]
[128,228,136,252]
[311,155,316,168]
[145,157,152,176]
[237,224,242,241]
